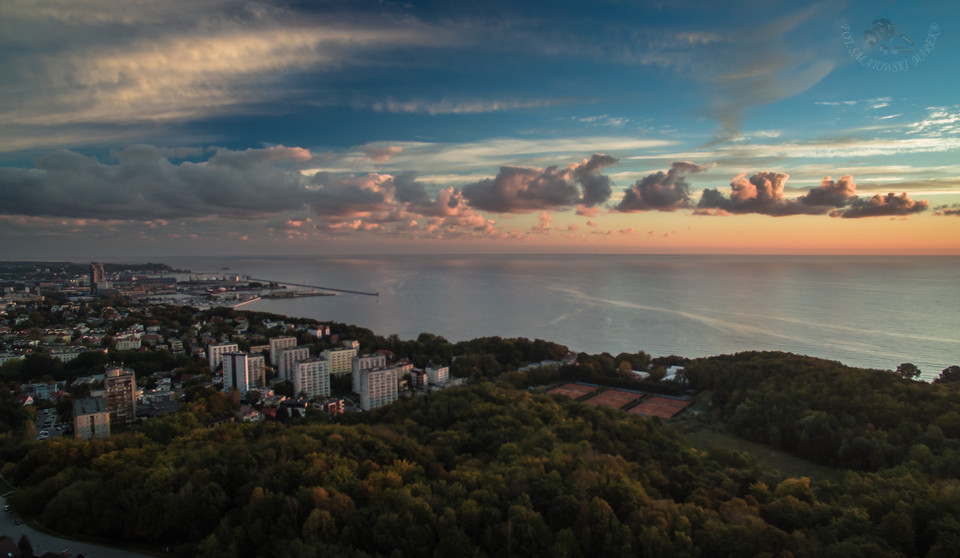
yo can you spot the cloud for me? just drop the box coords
[365,98,564,115]
[907,106,960,136]
[0,144,501,238]
[575,205,601,217]
[530,212,552,234]
[574,154,619,207]
[0,145,312,220]
[0,4,463,151]
[934,204,960,216]
[796,175,857,207]
[832,192,929,218]
[696,172,929,218]
[615,161,708,212]
[362,145,403,164]
[461,154,618,213]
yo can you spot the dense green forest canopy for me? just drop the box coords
[2,372,960,557]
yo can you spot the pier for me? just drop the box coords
[248,278,379,297]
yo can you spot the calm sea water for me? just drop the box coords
[154,255,960,381]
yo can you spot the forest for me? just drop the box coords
[1,347,959,557]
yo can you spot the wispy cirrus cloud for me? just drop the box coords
[363,98,566,115]
[0,2,463,152]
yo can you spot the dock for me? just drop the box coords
[248,278,379,297]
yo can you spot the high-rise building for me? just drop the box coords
[352,353,387,394]
[74,396,110,439]
[223,352,253,394]
[278,346,311,382]
[248,354,266,388]
[358,366,398,411]
[90,262,104,295]
[208,343,239,371]
[293,358,331,399]
[322,347,358,377]
[269,337,298,366]
[103,365,136,426]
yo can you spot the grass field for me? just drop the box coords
[683,429,842,482]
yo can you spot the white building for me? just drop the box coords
[208,342,239,371]
[322,347,358,377]
[293,358,331,399]
[223,352,263,394]
[115,337,141,351]
[358,366,398,411]
[426,365,449,387]
[269,336,298,366]
[74,397,110,439]
[352,353,387,394]
[278,346,311,382]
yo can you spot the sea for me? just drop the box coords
[150,254,959,381]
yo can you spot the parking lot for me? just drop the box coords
[35,408,71,441]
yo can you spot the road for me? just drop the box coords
[1,495,157,558]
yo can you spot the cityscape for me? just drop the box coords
[1,0,959,556]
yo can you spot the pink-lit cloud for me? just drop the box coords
[461,154,618,213]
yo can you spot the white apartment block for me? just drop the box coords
[115,337,141,351]
[74,397,110,439]
[359,366,398,411]
[279,346,311,382]
[223,352,258,394]
[427,365,450,387]
[293,358,331,399]
[208,343,239,371]
[269,337,298,366]
[322,347,358,377]
[352,353,388,394]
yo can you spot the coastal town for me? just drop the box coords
[0,261,488,441]
[4,260,960,558]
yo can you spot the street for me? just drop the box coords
[1,494,157,558]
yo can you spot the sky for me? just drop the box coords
[1,0,958,258]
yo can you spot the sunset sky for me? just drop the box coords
[1,0,958,257]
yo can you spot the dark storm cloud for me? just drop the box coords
[615,161,707,212]
[832,192,929,218]
[462,155,619,213]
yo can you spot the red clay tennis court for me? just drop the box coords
[546,383,599,400]
[628,396,691,418]
[582,389,641,410]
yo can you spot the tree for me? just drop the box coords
[935,365,960,384]
[18,534,32,556]
[896,363,921,381]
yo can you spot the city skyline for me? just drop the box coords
[1,0,958,257]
